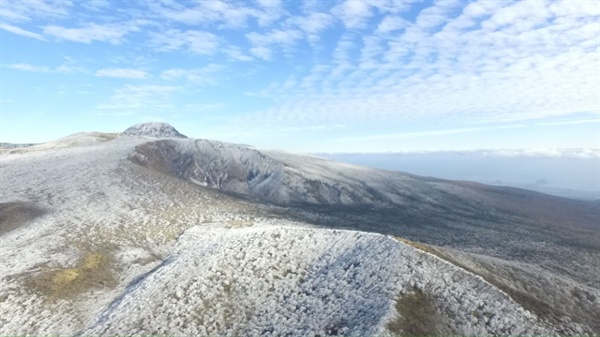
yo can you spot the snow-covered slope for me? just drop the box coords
[0,132,117,153]
[130,138,446,207]
[82,226,551,337]
[122,122,187,138]
[0,125,598,336]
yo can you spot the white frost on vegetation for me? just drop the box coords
[83,226,552,337]
[0,131,556,336]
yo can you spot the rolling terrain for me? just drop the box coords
[0,123,598,336]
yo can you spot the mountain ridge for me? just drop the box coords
[0,123,598,336]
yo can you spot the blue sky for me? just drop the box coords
[0,0,598,153]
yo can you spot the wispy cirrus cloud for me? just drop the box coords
[0,23,46,40]
[246,29,304,60]
[44,23,137,44]
[6,62,84,73]
[0,0,72,22]
[537,119,599,126]
[150,0,284,29]
[340,124,527,142]
[7,63,51,73]
[81,0,111,11]
[184,103,225,111]
[150,29,219,55]
[95,68,148,79]
[283,12,336,44]
[98,85,178,110]
[332,1,374,29]
[239,0,599,131]
[376,16,409,34]
[160,64,223,85]
[1,0,598,152]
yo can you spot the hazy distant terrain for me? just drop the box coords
[0,123,598,336]
[318,152,599,200]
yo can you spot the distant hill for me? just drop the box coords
[122,122,187,138]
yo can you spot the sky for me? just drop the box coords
[0,0,599,154]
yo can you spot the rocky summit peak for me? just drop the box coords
[122,122,187,138]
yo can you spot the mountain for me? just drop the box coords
[0,123,598,336]
[122,122,188,138]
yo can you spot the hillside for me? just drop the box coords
[0,123,598,336]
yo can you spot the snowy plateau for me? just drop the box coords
[0,123,598,336]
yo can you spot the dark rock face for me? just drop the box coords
[122,122,187,138]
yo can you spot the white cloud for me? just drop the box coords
[255,0,282,11]
[332,33,357,64]
[2,0,598,152]
[184,103,225,110]
[0,23,46,40]
[81,0,111,11]
[246,29,303,46]
[7,63,51,72]
[549,0,600,17]
[482,0,552,32]
[44,23,136,44]
[160,64,223,85]
[95,68,148,79]
[153,0,282,29]
[461,0,505,19]
[253,0,285,26]
[6,62,84,73]
[537,119,599,126]
[340,125,526,142]
[151,29,219,55]
[332,0,373,29]
[98,85,179,110]
[240,0,599,133]
[249,46,272,60]
[376,16,409,34]
[285,12,336,42]
[224,46,253,61]
[246,29,303,60]
[0,0,72,22]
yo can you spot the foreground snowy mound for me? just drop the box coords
[82,226,550,336]
[122,122,187,138]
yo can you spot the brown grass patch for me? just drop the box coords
[26,250,117,300]
[387,287,442,336]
